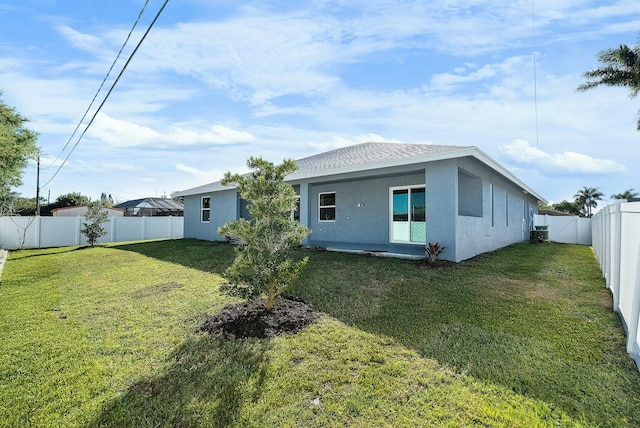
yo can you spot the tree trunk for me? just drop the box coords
[266,284,277,311]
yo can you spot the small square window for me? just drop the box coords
[319,192,336,222]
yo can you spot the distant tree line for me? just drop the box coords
[1,191,114,216]
[544,187,639,217]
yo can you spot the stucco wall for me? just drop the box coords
[183,189,238,241]
[305,172,425,247]
[180,156,542,262]
[423,159,458,261]
[454,157,539,261]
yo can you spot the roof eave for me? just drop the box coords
[288,146,546,204]
[172,146,546,204]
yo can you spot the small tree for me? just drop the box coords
[218,157,311,311]
[81,201,110,247]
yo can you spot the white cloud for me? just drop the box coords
[428,56,529,94]
[175,163,248,183]
[87,113,256,148]
[499,140,627,175]
[56,25,107,54]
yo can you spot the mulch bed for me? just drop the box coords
[198,297,321,339]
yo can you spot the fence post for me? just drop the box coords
[627,240,640,359]
[612,203,622,313]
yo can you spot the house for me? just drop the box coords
[172,142,545,262]
[52,205,124,217]
[114,197,184,217]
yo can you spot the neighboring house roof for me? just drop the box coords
[172,142,546,203]
[51,205,125,216]
[115,197,184,212]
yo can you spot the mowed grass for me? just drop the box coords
[1,239,639,427]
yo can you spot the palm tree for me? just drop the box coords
[611,189,639,201]
[574,186,604,217]
[577,38,640,130]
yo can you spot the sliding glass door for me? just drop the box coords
[390,186,425,243]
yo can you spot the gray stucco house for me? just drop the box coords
[173,142,545,262]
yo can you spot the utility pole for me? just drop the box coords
[35,155,41,216]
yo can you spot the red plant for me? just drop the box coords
[425,241,446,262]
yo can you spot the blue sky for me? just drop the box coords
[1,0,639,206]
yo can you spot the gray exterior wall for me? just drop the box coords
[304,171,425,249]
[180,156,540,262]
[453,157,538,261]
[183,189,237,241]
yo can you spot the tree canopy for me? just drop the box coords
[0,92,39,195]
[218,157,310,311]
[578,38,640,130]
[548,200,582,216]
[574,186,604,217]
[37,192,91,216]
[611,189,639,201]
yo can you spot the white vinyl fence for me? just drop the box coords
[592,201,640,369]
[0,216,183,250]
[533,214,592,245]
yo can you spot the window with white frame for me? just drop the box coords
[390,185,425,243]
[319,192,336,221]
[201,196,211,223]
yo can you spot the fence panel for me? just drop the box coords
[592,201,640,370]
[113,217,145,242]
[533,214,592,245]
[0,216,183,250]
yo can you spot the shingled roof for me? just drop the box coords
[172,142,545,203]
[294,142,469,174]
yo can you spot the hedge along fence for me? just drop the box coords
[592,201,640,369]
[0,216,183,250]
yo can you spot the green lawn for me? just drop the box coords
[1,239,639,427]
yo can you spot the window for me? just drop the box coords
[319,192,336,221]
[201,196,210,223]
[390,185,425,243]
[291,196,300,222]
[505,191,509,227]
[490,184,494,227]
[458,169,483,217]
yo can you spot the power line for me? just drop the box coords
[41,0,170,189]
[43,0,151,170]
[531,0,541,170]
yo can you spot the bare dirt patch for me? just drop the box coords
[198,297,321,339]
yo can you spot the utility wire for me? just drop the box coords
[531,0,541,170]
[42,0,170,189]
[44,0,150,170]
